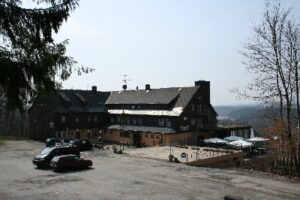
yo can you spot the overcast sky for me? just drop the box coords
[48,0,300,106]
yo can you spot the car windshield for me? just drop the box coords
[40,147,53,155]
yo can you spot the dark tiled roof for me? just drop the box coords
[35,90,111,113]
[106,87,199,108]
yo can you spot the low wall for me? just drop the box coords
[187,151,244,168]
[162,132,194,146]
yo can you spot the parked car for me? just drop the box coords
[50,154,93,172]
[45,138,62,147]
[32,145,80,168]
[70,139,93,151]
[62,138,72,144]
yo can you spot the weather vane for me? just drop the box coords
[122,75,131,90]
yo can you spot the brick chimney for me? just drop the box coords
[145,84,151,91]
[195,80,210,103]
[92,86,97,93]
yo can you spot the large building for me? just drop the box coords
[104,81,217,146]
[29,81,221,146]
[28,86,110,142]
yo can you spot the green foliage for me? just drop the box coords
[0,0,94,110]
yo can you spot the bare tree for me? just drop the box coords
[240,1,300,176]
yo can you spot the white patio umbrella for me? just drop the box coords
[224,136,244,142]
[203,138,228,144]
[228,140,253,148]
[247,137,269,142]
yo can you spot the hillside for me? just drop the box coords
[214,104,264,132]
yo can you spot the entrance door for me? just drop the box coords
[133,133,141,147]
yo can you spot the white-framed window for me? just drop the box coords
[94,115,98,123]
[138,118,143,125]
[191,104,195,112]
[117,116,121,123]
[166,119,172,127]
[191,119,196,126]
[126,117,130,125]
[159,118,165,126]
[132,118,137,125]
[61,115,66,123]
[197,118,203,128]
[197,104,202,114]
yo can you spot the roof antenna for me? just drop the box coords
[122,75,131,90]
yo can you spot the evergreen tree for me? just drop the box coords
[0,0,93,110]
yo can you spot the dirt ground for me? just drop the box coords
[0,140,299,200]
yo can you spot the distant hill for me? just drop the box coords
[214,105,260,121]
[214,104,265,132]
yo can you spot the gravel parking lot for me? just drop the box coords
[0,140,299,200]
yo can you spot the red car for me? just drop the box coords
[50,155,93,172]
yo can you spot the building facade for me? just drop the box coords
[28,86,110,142]
[29,81,220,146]
[104,81,218,146]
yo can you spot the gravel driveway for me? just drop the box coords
[0,140,299,200]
